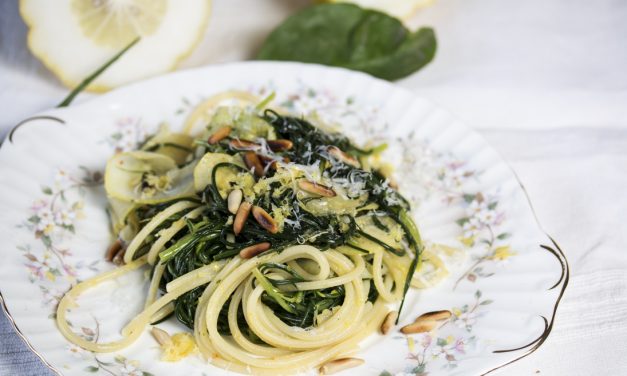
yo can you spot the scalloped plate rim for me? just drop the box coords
[0,61,569,376]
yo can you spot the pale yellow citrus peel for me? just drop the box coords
[326,0,434,20]
[20,0,211,91]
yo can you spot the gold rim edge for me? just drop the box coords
[0,291,62,375]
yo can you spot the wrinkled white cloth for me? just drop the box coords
[1,0,626,375]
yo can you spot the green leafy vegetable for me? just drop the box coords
[145,108,423,333]
[257,4,436,81]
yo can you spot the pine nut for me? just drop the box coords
[258,154,278,170]
[243,151,264,178]
[319,358,365,375]
[227,189,243,214]
[112,249,126,266]
[380,311,398,335]
[328,146,360,168]
[239,242,271,259]
[230,139,260,150]
[252,206,278,234]
[298,180,336,197]
[400,320,438,334]
[207,126,232,144]
[233,202,252,235]
[267,139,293,151]
[150,327,172,346]
[105,239,123,262]
[415,310,452,322]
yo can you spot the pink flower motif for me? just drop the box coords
[31,199,49,212]
[493,212,506,226]
[453,339,466,354]
[419,333,433,348]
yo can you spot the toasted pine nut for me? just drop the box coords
[328,146,360,168]
[207,126,232,144]
[267,139,293,151]
[415,310,452,323]
[243,151,265,178]
[298,180,336,197]
[105,239,124,262]
[150,327,172,347]
[230,139,260,150]
[319,358,365,375]
[112,249,126,266]
[258,154,278,170]
[233,202,252,235]
[380,311,398,335]
[239,242,271,259]
[400,320,437,334]
[258,155,289,171]
[227,189,243,214]
[252,206,278,234]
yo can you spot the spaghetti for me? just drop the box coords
[56,91,454,374]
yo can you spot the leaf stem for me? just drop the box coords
[57,37,140,107]
[395,209,423,323]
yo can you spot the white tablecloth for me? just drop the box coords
[2,0,626,375]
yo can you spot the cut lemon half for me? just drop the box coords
[327,0,434,20]
[20,0,211,91]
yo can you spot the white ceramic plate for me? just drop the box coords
[0,62,568,376]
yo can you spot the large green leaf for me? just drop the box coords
[257,4,436,80]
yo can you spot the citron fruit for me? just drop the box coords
[20,0,211,91]
[327,0,434,20]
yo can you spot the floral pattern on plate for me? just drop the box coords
[0,62,567,376]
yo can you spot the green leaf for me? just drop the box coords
[41,186,53,195]
[436,337,447,346]
[463,194,476,203]
[456,217,469,226]
[84,366,99,372]
[41,236,52,248]
[475,290,482,299]
[496,232,511,240]
[480,299,494,305]
[379,372,393,376]
[257,4,436,81]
